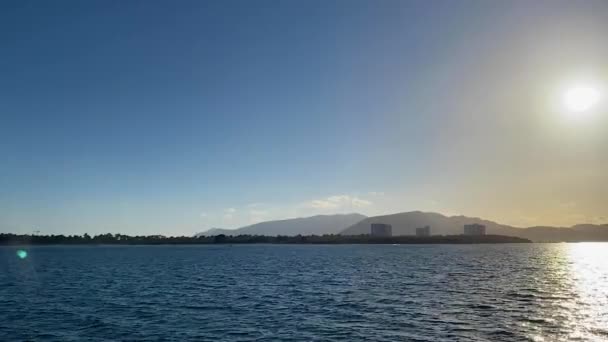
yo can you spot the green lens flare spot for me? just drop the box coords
[16,250,28,259]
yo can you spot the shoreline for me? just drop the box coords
[0,234,531,245]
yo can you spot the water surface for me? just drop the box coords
[1,244,607,341]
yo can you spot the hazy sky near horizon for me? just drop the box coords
[2,0,607,235]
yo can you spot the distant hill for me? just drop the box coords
[340,211,608,242]
[340,211,513,236]
[195,213,367,237]
[515,224,608,242]
[195,228,234,236]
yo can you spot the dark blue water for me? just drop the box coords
[1,244,607,341]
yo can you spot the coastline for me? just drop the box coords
[0,234,531,245]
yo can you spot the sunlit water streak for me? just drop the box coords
[564,244,608,341]
[0,244,607,341]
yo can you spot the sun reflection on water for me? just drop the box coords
[565,243,608,341]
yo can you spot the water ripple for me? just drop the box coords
[1,244,607,341]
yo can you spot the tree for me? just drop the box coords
[213,234,227,244]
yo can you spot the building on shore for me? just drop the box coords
[371,223,392,237]
[415,225,431,237]
[464,223,486,236]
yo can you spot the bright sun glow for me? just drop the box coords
[563,86,601,113]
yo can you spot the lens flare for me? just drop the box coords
[16,250,28,259]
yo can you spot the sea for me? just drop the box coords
[1,244,607,341]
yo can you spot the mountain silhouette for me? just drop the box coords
[195,211,608,242]
[196,213,367,236]
[340,211,514,235]
[340,211,608,242]
[513,224,608,242]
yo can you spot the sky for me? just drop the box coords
[1,0,607,236]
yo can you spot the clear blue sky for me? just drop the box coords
[2,1,607,235]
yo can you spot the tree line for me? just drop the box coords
[0,233,530,245]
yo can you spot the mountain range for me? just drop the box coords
[341,211,608,242]
[196,211,608,242]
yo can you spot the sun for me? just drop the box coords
[563,85,601,113]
